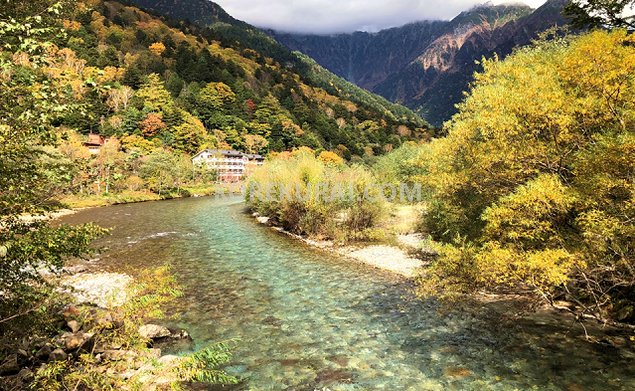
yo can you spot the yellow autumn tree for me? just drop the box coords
[149,42,166,56]
[416,30,635,323]
[317,150,344,166]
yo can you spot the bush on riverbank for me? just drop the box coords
[246,148,385,241]
[392,30,635,325]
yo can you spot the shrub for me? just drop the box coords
[246,149,385,240]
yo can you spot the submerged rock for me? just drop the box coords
[315,368,354,385]
[443,366,472,378]
[326,355,349,367]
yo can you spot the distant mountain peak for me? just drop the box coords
[272,1,568,126]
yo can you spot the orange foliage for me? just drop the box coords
[317,151,345,165]
[140,113,166,138]
[63,19,82,32]
[149,42,166,56]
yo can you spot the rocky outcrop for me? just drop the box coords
[139,324,172,340]
[0,268,195,389]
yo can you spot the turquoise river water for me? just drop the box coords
[61,196,635,390]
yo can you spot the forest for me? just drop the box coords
[4,0,430,207]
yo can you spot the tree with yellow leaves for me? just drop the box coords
[317,150,344,166]
[149,42,166,56]
[415,30,635,324]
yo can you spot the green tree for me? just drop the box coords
[172,111,209,154]
[139,149,191,195]
[565,0,635,29]
[136,73,173,113]
[0,0,103,328]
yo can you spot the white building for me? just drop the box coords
[192,149,264,182]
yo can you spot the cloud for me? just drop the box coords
[214,0,548,34]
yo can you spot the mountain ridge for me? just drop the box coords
[272,0,569,125]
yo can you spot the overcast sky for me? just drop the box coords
[213,0,549,34]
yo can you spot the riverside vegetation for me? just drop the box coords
[1,0,634,388]
[246,29,635,328]
[0,0,423,386]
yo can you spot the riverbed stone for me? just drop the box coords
[139,324,171,340]
[67,320,81,333]
[49,348,68,362]
[0,354,19,375]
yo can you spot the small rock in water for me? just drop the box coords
[139,324,171,340]
[169,328,191,340]
[315,368,354,385]
[262,315,282,327]
[326,355,349,367]
[256,216,270,225]
[443,366,472,378]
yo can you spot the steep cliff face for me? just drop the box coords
[271,21,448,90]
[272,1,569,126]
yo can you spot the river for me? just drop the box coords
[60,196,635,390]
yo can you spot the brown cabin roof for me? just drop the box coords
[84,134,105,147]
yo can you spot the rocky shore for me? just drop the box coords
[254,213,430,278]
[0,267,193,390]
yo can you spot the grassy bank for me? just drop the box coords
[59,184,235,209]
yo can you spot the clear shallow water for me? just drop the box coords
[61,196,635,390]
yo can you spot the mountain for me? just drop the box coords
[97,0,430,158]
[127,0,240,26]
[272,0,569,126]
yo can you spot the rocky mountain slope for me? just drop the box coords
[273,0,569,126]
